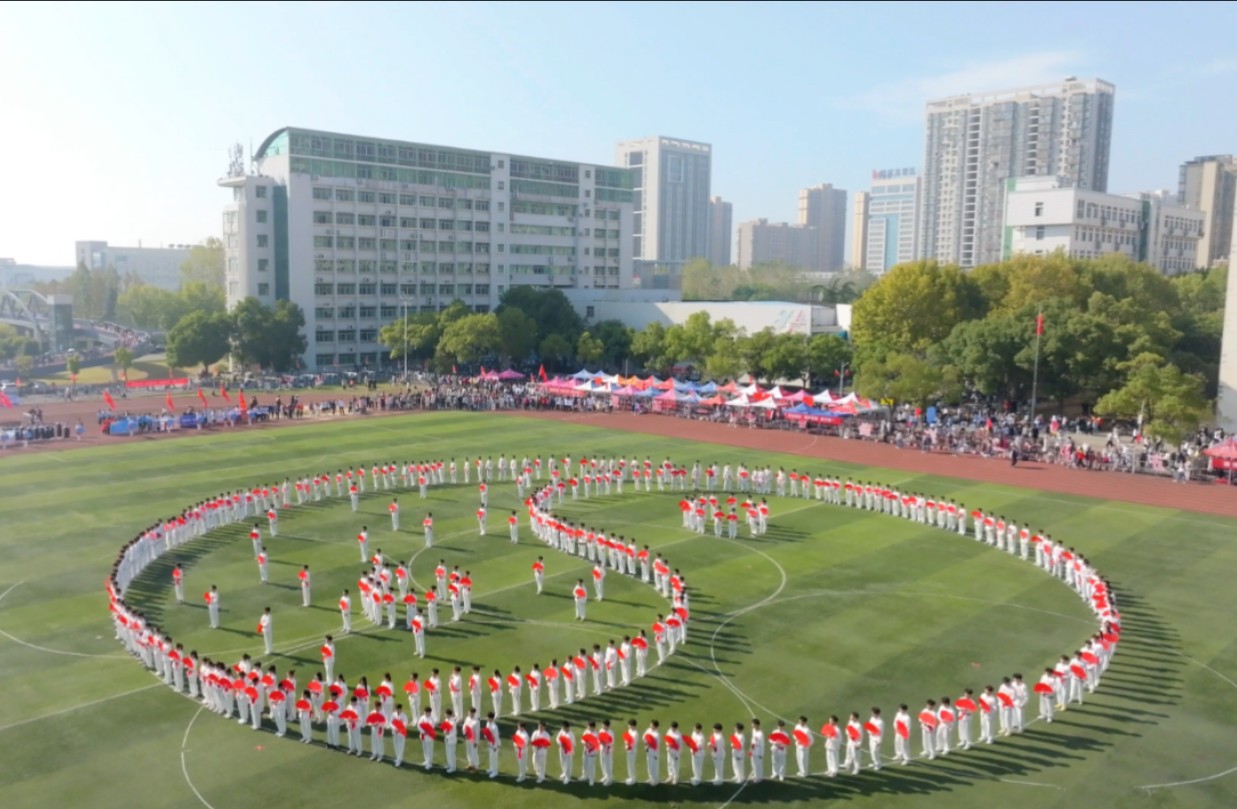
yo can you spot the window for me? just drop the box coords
[358,238,376,251]
[338,305,355,318]
[314,211,331,224]
[1034,202,1044,217]
[358,191,375,203]
[335,189,354,202]
[497,181,505,190]
[256,234,269,248]
[314,282,334,295]
[360,328,377,342]
[359,305,377,318]
[1035,226,1045,241]
[336,236,355,249]
[497,160,505,169]
[314,306,334,319]
[378,193,396,205]
[258,259,269,273]
[420,218,436,229]
[337,283,356,295]
[358,283,377,295]
[315,330,335,343]
[255,186,268,199]
[336,212,355,225]
[256,209,268,223]
[257,283,270,296]
[439,284,454,295]
[475,221,490,232]
[358,214,376,226]
[586,305,595,318]
[313,187,332,200]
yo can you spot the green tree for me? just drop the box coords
[850,260,983,363]
[539,333,574,370]
[113,347,134,380]
[663,311,718,367]
[231,298,307,371]
[630,322,668,371]
[65,352,81,382]
[681,259,741,300]
[936,315,1032,400]
[166,311,232,373]
[179,237,225,290]
[14,354,34,377]
[1094,354,1211,444]
[496,307,538,364]
[497,287,583,345]
[804,333,852,390]
[856,352,961,408]
[379,311,441,364]
[116,284,183,331]
[576,331,604,367]
[704,337,743,381]
[763,334,808,384]
[591,320,634,370]
[436,313,503,366]
[739,329,778,382]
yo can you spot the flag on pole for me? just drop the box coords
[238,393,249,417]
[538,364,548,382]
[166,392,175,411]
[0,390,11,409]
[220,385,231,403]
[1036,312,1044,336]
[197,388,208,406]
[103,390,116,410]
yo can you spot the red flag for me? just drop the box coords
[103,390,116,410]
[220,385,231,403]
[1035,312,1044,336]
[538,364,548,382]
[197,388,208,406]
[0,390,11,409]
[166,392,175,411]
[451,364,457,375]
[239,394,249,416]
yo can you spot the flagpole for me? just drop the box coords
[1029,311,1043,426]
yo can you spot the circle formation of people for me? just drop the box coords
[107,454,1120,786]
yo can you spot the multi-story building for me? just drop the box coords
[220,127,635,371]
[1003,176,1204,275]
[1178,155,1237,267]
[1217,207,1237,431]
[856,168,920,274]
[920,78,1115,268]
[707,196,733,267]
[851,192,869,270]
[615,136,712,279]
[797,183,847,272]
[735,219,818,270]
[74,240,191,289]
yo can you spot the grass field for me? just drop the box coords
[38,357,185,385]
[1,412,1235,809]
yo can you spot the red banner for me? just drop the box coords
[124,378,190,389]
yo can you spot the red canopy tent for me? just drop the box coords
[1203,438,1237,478]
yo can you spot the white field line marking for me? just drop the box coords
[180,704,220,809]
[0,683,162,734]
[0,581,128,659]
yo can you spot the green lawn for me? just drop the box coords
[0,412,1234,809]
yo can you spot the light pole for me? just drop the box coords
[836,361,850,397]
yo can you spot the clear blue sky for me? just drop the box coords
[2,0,1234,267]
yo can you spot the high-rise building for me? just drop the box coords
[1178,155,1237,267]
[797,183,847,272]
[220,127,635,370]
[736,219,818,270]
[74,240,192,290]
[707,196,733,266]
[615,136,712,277]
[919,78,1115,268]
[1217,206,1237,431]
[851,192,869,270]
[858,168,920,274]
[1003,176,1204,275]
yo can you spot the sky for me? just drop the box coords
[2,0,1235,267]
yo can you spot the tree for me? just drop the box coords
[497,307,538,364]
[436,313,502,366]
[576,331,604,367]
[663,311,718,367]
[179,237,225,290]
[850,261,983,363]
[630,322,668,371]
[856,352,961,408]
[117,284,182,331]
[936,315,1032,400]
[0,325,28,362]
[681,259,741,301]
[804,333,852,390]
[539,333,574,370]
[166,311,231,373]
[739,329,778,382]
[65,352,81,383]
[704,337,743,381]
[113,347,134,381]
[497,287,583,345]
[1094,354,1211,444]
[14,354,34,377]
[231,298,307,371]
[379,311,441,364]
[591,320,634,370]
[763,334,808,384]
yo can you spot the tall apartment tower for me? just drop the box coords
[615,136,712,276]
[859,168,920,273]
[851,192,870,270]
[706,196,733,266]
[797,183,847,272]
[919,78,1115,268]
[1178,155,1237,267]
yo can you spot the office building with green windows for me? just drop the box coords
[219,127,636,370]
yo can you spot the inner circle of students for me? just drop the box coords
[107,454,1121,788]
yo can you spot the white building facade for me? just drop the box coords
[1178,154,1236,267]
[220,127,635,371]
[1003,176,1204,275]
[920,78,1115,268]
[707,196,733,267]
[615,136,712,278]
[74,240,191,290]
[859,168,920,273]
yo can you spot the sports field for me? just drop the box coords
[0,412,1234,809]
